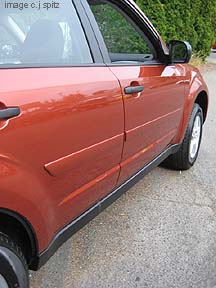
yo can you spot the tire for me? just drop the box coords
[0,233,29,288]
[163,103,203,170]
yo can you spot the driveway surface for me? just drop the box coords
[31,67,216,288]
[207,52,216,64]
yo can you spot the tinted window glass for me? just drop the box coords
[88,0,155,63]
[0,1,93,67]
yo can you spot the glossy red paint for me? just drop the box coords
[0,67,124,251]
[171,65,209,144]
[110,64,187,184]
[0,63,208,254]
[0,0,209,272]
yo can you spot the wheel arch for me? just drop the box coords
[172,87,209,145]
[195,90,208,123]
[0,208,38,269]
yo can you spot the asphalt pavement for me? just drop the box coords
[31,64,216,288]
[207,51,216,64]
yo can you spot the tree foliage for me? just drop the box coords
[91,3,151,54]
[136,0,216,58]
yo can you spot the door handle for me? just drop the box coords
[0,107,20,120]
[124,85,144,95]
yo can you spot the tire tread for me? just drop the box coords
[0,233,28,274]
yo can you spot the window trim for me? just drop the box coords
[82,0,168,66]
[73,0,104,64]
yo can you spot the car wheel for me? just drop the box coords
[0,233,29,288]
[163,103,203,170]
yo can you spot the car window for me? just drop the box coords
[0,26,19,64]
[0,1,93,67]
[88,0,156,63]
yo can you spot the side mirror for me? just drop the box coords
[168,40,192,64]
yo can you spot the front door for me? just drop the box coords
[87,0,187,185]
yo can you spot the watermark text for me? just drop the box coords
[4,1,60,10]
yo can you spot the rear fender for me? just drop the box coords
[0,154,55,252]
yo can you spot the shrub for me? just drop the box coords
[136,0,216,58]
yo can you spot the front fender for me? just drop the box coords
[0,154,56,252]
[174,67,209,144]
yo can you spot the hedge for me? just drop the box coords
[90,3,151,54]
[136,0,216,58]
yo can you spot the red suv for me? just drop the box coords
[0,0,208,287]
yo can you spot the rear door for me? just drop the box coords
[86,0,187,185]
[0,0,124,232]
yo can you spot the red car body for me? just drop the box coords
[0,0,208,275]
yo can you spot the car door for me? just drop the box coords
[0,0,124,233]
[86,0,188,185]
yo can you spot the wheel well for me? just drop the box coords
[0,209,38,267]
[195,91,208,122]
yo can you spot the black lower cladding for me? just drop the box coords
[30,144,180,270]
